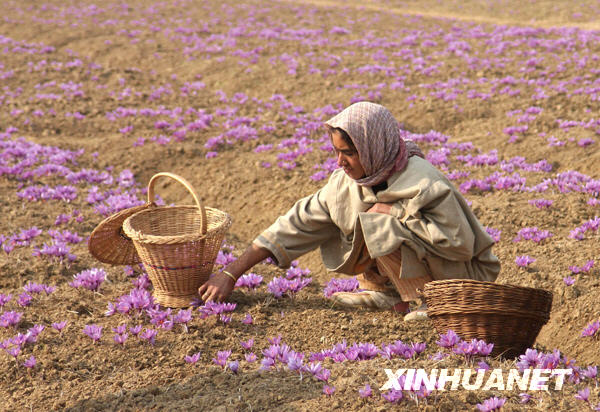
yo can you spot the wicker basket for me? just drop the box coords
[423,279,553,358]
[123,172,231,307]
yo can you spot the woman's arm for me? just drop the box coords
[198,244,274,302]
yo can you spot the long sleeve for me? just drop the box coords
[253,183,338,268]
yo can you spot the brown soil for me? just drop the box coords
[0,0,598,411]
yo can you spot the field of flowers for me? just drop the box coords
[1,0,599,410]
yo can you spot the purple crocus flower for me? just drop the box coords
[436,329,461,348]
[245,353,257,363]
[478,360,490,371]
[23,355,36,369]
[129,325,143,336]
[69,268,106,291]
[7,346,21,360]
[575,387,590,403]
[235,273,263,290]
[0,311,23,328]
[517,348,542,371]
[17,293,33,307]
[582,366,597,380]
[113,333,128,345]
[581,321,600,338]
[0,293,12,307]
[477,397,506,411]
[242,313,253,325]
[358,383,372,398]
[83,324,102,343]
[213,350,232,368]
[563,276,576,286]
[184,352,201,364]
[323,277,359,297]
[382,389,403,403]
[227,360,240,374]
[240,338,254,350]
[322,385,335,396]
[139,328,157,345]
[515,255,536,267]
[315,368,331,382]
[519,393,532,404]
[52,321,67,334]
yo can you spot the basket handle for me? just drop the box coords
[147,172,207,235]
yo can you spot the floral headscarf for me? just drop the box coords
[325,101,424,186]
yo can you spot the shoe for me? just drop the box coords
[404,303,428,321]
[331,290,403,310]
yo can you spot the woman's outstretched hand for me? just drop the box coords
[198,272,235,303]
[367,202,392,215]
[197,244,274,303]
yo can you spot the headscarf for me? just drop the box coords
[325,101,424,187]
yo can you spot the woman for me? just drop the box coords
[199,102,500,321]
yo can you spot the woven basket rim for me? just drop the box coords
[122,205,231,245]
[423,279,552,296]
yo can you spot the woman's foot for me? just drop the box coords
[331,290,407,311]
[404,302,428,321]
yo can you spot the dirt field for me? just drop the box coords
[0,0,599,410]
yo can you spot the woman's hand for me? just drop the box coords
[198,272,236,303]
[367,202,392,215]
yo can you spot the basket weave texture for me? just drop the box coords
[423,279,553,358]
[123,173,231,308]
[88,203,149,265]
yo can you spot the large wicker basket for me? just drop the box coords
[423,279,553,358]
[123,172,231,307]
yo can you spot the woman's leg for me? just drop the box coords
[375,249,432,321]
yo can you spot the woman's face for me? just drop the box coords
[331,130,366,180]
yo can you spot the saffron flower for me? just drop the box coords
[436,329,461,348]
[323,385,335,396]
[227,360,240,374]
[7,346,21,360]
[240,338,254,350]
[212,350,232,368]
[358,383,372,398]
[515,255,535,267]
[563,276,576,286]
[184,352,201,364]
[569,260,595,274]
[0,311,23,328]
[575,387,590,403]
[129,325,143,336]
[242,313,253,325]
[581,321,600,338]
[235,273,263,290]
[245,353,257,363]
[113,333,128,346]
[323,277,359,297]
[139,328,157,345]
[51,321,67,334]
[83,324,102,343]
[0,293,12,307]
[69,268,106,291]
[382,389,403,403]
[23,355,36,369]
[476,396,506,411]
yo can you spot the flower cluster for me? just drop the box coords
[69,268,107,291]
[235,273,263,290]
[323,277,359,298]
[513,227,554,243]
[267,276,312,298]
